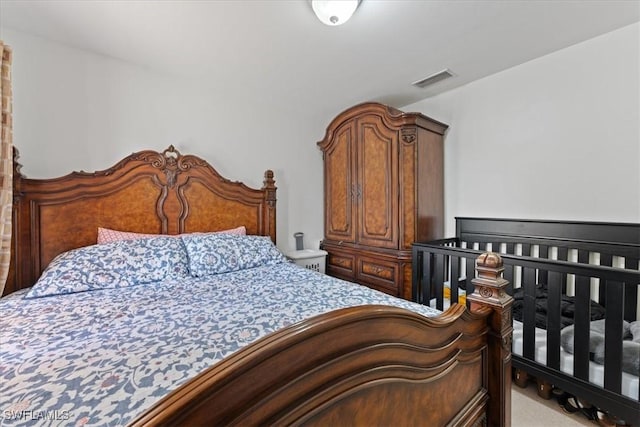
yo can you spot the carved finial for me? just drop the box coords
[477,252,502,268]
[262,170,276,208]
[476,252,505,283]
[263,170,275,187]
[468,252,511,306]
[163,145,180,160]
[12,146,23,179]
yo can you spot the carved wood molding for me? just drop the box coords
[262,169,276,208]
[468,253,513,309]
[401,128,417,144]
[317,102,448,152]
[130,145,209,188]
[11,147,22,203]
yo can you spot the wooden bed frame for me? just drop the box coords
[6,147,512,426]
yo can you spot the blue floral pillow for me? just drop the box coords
[26,237,190,298]
[181,234,286,277]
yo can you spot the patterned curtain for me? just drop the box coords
[0,42,13,296]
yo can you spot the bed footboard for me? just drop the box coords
[133,253,512,427]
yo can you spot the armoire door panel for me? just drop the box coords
[400,131,417,250]
[324,123,356,243]
[356,118,398,249]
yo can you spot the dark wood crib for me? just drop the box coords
[412,218,640,423]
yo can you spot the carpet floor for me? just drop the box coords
[512,383,594,426]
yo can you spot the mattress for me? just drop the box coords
[0,262,440,426]
[512,320,639,400]
[428,298,639,400]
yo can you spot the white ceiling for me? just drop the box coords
[1,0,639,119]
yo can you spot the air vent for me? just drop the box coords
[412,69,454,88]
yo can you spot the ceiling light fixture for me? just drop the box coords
[311,0,361,26]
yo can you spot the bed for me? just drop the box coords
[412,217,640,423]
[2,147,513,426]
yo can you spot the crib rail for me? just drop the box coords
[456,217,640,321]
[456,217,639,259]
[412,241,640,422]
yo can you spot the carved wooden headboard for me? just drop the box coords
[6,146,276,296]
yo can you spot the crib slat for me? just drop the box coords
[624,258,638,322]
[450,255,460,304]
[557,247,569,293]
[577,250,589,264]
[538,245,549,258]
[505,243,515,255]
[421,251,433,305]
[538,245,549,284]
[600,254,613,267]
[599,254,613,307]
[546,271,563,370]
[500,246,513,293]
[523,267,537,361]
[604,280,624,394]
[557,247,568,261]
[504,264,514,295]
[412,246,422,303]
[435,253,445,311]
[466,257,475,296]
[573,274,591,381]
[522,243,531,257]
[443,251,451,283]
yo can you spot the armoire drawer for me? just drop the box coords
[326,252,356,279]
[356,257,399,293]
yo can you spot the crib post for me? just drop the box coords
[468,252,514,427]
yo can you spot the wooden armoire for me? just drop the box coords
[318,102,447,299]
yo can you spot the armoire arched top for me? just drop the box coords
[317,102,448,152]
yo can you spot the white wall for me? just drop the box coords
[5,22,639,249]
[2,28,326,252]
[405,23,640,236]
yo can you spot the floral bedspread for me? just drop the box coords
[0,263,439,426]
